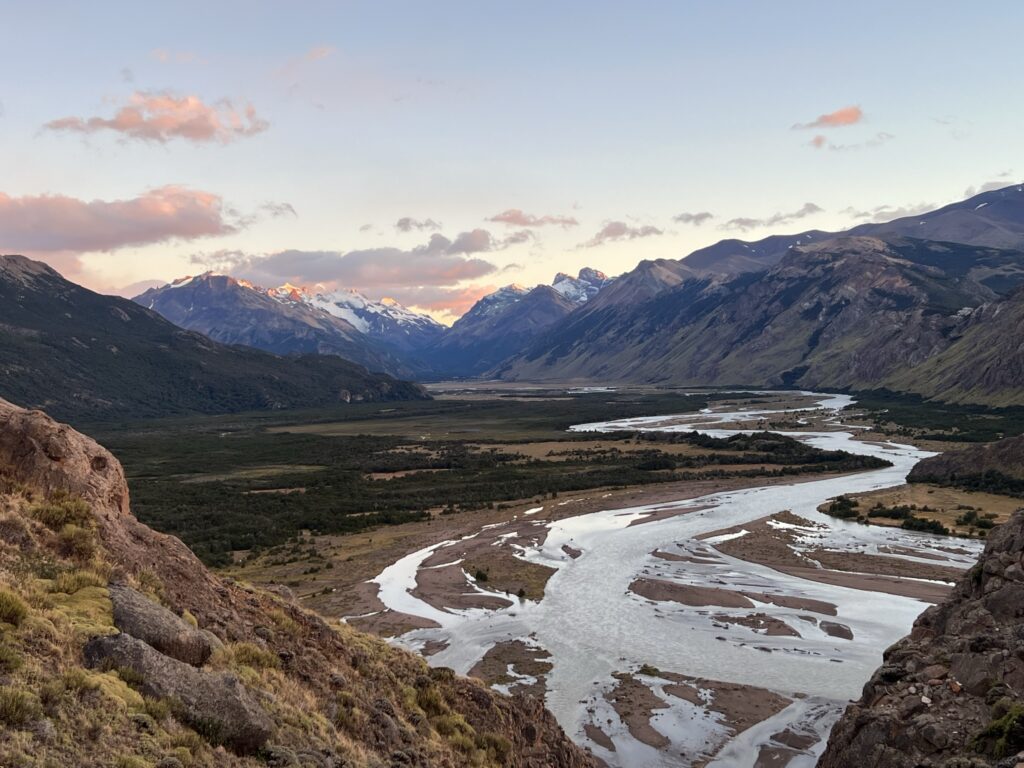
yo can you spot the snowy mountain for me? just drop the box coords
[305,289,446,353]
[551,268,613,303]
[134,274,426,378]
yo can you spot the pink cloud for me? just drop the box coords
[487,209,579,228]
[44,91,268,144]
[793,105,863,130]
[579,221,663,248]
[389,284,499,318]
[0,186,236,253]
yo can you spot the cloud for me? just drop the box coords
[809,132,894,152]
[305,45,335,61]
[395,217,441,232]
[384,284,499,318]
[202,234,501,292]
[358,223,373,232]
[840,202,935,223]
[44,91,268,144]
[0,186,236,253]
[151,49,201,64]
[721,202,824,232]
[672,211,714,226]
[964,180,1015,198]
[579,221,663,248]
[487,209,579,228]
[792,105,863,130]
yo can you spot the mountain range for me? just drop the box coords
[0,255,426,422]
[135,268,614,379]
[492,184,1024,405]
[6,185,1024,417]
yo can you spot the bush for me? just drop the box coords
[52,569,106,594]
[31,492,92,530]
[58,524,96,560]
[231,642,279,669]
[0,687,42,727]
[901,516,950,536]
[0,643,22,673]
[0,587,28,626]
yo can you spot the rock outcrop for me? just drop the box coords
[84,633,273,753]
[817,510,1024,767]
[108,583,215,666]
[0,397,596,768]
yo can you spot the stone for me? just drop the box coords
[84,633,272,754]
[109,583,214,666]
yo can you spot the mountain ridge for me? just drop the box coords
[0,255,427,422]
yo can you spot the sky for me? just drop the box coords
[1,1,1022,323]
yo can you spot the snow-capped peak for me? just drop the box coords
[551,267,613,303]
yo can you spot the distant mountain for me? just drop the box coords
[305,288,446,353]
[428,285,577,377]
[551,268,613,303]
[135,274,428,377]
[495,236,1024,404]
[678,183,1024,276]
[0,256,426,422]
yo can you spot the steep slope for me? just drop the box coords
[430,286,577,377]
[496,237,1024,399]
[0,398,594,767]
[0,255,426,421]
[136,274,418,377]
[887,287,1024,406]
[817,510,1024,767]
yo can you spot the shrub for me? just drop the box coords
[0,687,42,727]
[974,703,1024,758]
[0,643,22,673]
[231,643,280,669]
[52,569,106,594]
[31,492,92,530]
[0,587,29,626]
[58,524,96,560]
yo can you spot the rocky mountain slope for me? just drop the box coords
[0,398,595,767]
[136,274,427,378]
[495,236,1024,404]
[889,286,1024,407]
[817,509,1024,767]
[0,256,426,421]
[429,286,578,377]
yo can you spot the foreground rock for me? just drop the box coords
[84,633,273,753]
[817,510,1024,767]
[109,583,214,666]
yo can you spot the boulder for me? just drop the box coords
[84,633,272,754]
[109,583,213,666]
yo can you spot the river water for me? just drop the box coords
[369,392,981,767]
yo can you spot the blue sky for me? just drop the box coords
[1,1,1021,320]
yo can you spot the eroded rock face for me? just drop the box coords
[817,510,1024,768]
[0,398,129,519]
[84,633,273,754]
[109,583,214,666]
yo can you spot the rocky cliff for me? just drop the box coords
[0,398,595,767]
[817,510,1024,767]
